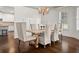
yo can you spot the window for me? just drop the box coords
[0,13,3,21]
[59,12,68,30]
[76,8,79,30]
[0,12,14,22]
[3,14,14,21]
[61,12,68,30]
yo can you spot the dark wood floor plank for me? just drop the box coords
[0,32,79,53]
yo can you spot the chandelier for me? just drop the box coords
[38,7,49,15]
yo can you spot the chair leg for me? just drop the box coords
[44,45,46,48]
[53,41,55,45]
[29,41,31,46]
[49,43,51,46]
[18,40,20,52]
[61,34,62,43]
[59,34,62,44]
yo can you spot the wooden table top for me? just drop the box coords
[26,29,46,34]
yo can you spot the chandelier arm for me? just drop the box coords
[38,7,49,15]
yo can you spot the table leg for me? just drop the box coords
[35,35,39,48]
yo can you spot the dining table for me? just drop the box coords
[26,29,46,48]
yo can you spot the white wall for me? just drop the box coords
[14,6,79,40]
[40,7,78,39]
[14,6,41,38]
[15,6,41,23]
[41,8,59,25]
[43,7,79,40]
[0,12,14,35]
[74,7,79,39]
[57,7,79,39]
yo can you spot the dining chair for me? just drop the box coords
[30,24,40,36]
[58,23,62,43]
[39,25,51,48]
[30,24,40,30]
[51,24,59,45]
[15,22,37,51]
[39,24,46,30]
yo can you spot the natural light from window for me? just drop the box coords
[77,8,79,30]
[59,12,68,30]
[0,12,14,22]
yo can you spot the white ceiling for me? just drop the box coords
[0,6,77,14]
[25,6,61,9]
[0,6,14,14]
[0,6,61,14]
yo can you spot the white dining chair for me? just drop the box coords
[30,24,40,37]
[39,25,51,48]
[58,23,62,43]
[30,24,40,30]
[39,24,46,30]
[51,24,59,45]
[14,22,37,51]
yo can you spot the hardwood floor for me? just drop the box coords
[0,32,79,53]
